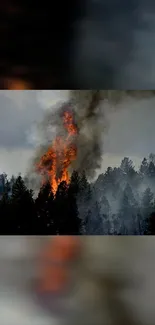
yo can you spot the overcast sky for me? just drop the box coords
[0,90,155,178]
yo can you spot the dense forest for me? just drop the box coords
[1,154,155,235]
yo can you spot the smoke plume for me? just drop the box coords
[27,90,155,192]
[29,91,106,187]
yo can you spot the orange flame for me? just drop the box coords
[3,77,32,89]
[36,110,78,194]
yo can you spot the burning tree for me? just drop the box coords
[36,109,78,194]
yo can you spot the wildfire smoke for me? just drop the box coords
[36,109,78,194]
[30,90,108,194]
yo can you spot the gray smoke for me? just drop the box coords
[29,90,106,185]
[27,90,155,192]
[68,90,106,177]
[71,0,155,89]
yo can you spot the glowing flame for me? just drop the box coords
[36,110,78,194]
[4,78,32,89]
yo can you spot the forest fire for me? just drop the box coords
[36,110,78,194]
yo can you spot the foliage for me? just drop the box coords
[1,154,155,234]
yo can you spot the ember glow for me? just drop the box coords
[36,110,78,194]
[4,78,32,89]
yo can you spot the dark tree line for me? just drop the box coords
[1,154,155,235]
[0,171,83,235]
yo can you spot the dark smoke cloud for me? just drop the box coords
[70,0,155,88]
[29,91,107,183]
[2,1,155,89]
[27,90,155,193]
[69,91,105,178]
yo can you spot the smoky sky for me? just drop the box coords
[104,96,155,157]
[68,0,155,88]
[0,91,69,176]
[2,1,155,88]
[0,91,43,149]
[1,90,155,177]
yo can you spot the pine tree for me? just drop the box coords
[11,175,27,200]
[101,195,110,216]
[55,181,81,235]
[35,181,55,234]
[147,161,155,179]
[69,170,80,196]
[0,191,11,234]
[119,193,130,235]
[120,157,134,175]
[85,201,103,234]
[103,167,113,190]
[147,211,155,235]
[141,188,154,234]
[139,158,149,176]
[118,184,138,234]
[149,153,155,164]
[79,170,91,198]
[11,175,36,234]
[77,170,92,231]
[100,195,111,234]
[0,173,10,196]
[0,174,12,234]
